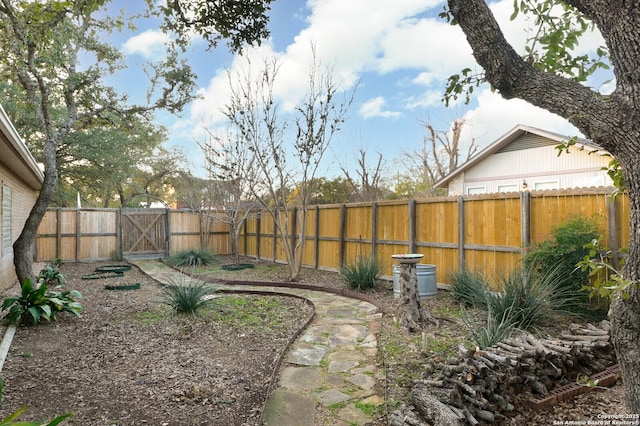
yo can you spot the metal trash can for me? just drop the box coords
[393,264,437,298]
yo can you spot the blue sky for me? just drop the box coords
[113,0,609,181]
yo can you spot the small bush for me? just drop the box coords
[341,255,380,291]
[165,248,218,268]
[37,262,65,287]
[523,216,601,301]
[448,269,490,307]
[160,279,216,315]
[2,279,83,325]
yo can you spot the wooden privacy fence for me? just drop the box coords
[36,208,230,262]
[35,188,629,284]
[239,188,629,283]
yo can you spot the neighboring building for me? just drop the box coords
[434,124,613,196]
[0,104,44,290]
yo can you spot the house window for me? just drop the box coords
[534,180,559,190]
[498,184,518,193]
[2,185,11,254]
[466,186,485,195]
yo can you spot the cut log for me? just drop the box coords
[412,384,465,426]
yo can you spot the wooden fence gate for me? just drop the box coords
[120,208,168,258]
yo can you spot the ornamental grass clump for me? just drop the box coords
[485,264,580,333]
[448,268,490,308]
[165,248,218,268]
[160,278,217,315]
[341,254,380,291]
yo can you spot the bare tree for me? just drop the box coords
[200,129,258,264]
[398,118,477,197]
[222,50,353,281]
[172,173,213,249]
[339,149,387,202]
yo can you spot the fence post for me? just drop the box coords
[256,212,261,260]
[371,202,378,260]
[272,212,278,262]
[116,209,122,260]
[520,191,531,253]
[75,209,81,262]
[242,215,248,256]
[165,208,171,256]
[457,196,465,271]
[607,194,620,271]
[314,205,320,269]
[56,208,62,260]
[339,203,346,269]
[409,199,417,253]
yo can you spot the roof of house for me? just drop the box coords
[433,124,603,189]
[0,104,44,190]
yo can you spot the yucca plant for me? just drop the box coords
[448,268,490,307]
[341,254,380,291]
[160,278,217,315]
[165,248,218,268]
[486,264,579,332]
[463,304,519,349]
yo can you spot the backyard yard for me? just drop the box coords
[0,256,627,425]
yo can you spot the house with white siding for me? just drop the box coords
[434,124,613,196]
[0,104,44,291]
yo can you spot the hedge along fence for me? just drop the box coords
[34,188,628,284]
[239,187,628,284]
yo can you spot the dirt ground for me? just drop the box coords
[0,257,629,425]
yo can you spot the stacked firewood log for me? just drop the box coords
[388,320,616,426]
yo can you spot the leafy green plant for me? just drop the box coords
[578,239,634,298]
[165,248,218,268]
[447,268,490,307]
[340,254,380,291]
[523,216,601,303]
[37,263,65,287]
[160,279,216,315]
[0,377,72,425]
[1,279,83,325]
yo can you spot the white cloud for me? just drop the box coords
[123,30,170,59]
[359,96,402,119]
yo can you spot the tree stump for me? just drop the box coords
[396,262,434,332]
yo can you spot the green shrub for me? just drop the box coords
[485,264,579,332]
[165,248,218,268]
[1,279,83,325]
[340,255,380,291]
[523,216,601,302]
[37,263,65,287]
[448,269,490,307]
[160,279,217,315]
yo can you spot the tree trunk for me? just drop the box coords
[447,0,640,413]
[609,158,640,412]
[396,262,433,332]
[14,168,57,284]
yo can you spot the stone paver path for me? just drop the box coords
[132,260,385,426]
